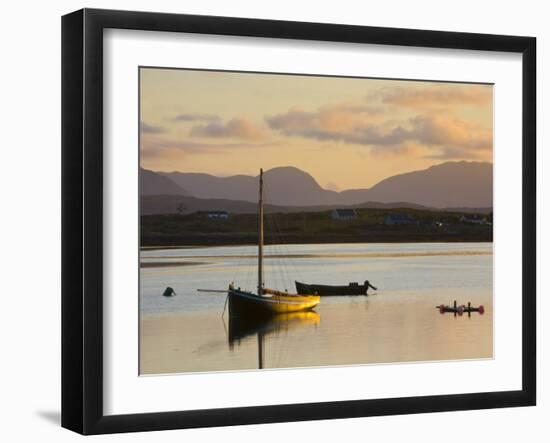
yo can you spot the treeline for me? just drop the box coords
[141,208,493,247]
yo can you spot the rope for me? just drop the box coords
[263,184,298,291]
[221,294,229,318]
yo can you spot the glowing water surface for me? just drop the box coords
[139,242,493,374]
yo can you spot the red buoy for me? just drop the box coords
[479,305,485,314]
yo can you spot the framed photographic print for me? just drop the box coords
[61,8,536,435]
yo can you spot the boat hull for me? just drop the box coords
[295,281,371,296]
[228,287,320,317]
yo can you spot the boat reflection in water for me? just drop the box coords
[226,298,320,369]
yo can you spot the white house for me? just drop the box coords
[206,211,230,220]
[459,214,487,224]
[331,208,357,221]
[384,213,417,225]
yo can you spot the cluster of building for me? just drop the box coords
[200,208,489,226]
[459,214,490,225]
[331,209,418,225]
[205,211,230,219]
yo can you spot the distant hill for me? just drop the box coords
[444,207,492,214]
[140,195,431,216]
[339,161,492,208]
[141,195,263,216]
[162,167,339,206]
[144,161,492,210]
[261,167,340,205]
[140,168,187,196]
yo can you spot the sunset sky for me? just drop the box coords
[140,68,493,190]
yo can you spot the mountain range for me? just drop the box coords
[140,161,492,212]
[140,167,187,196]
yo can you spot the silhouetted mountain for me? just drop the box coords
[140,167,187,196]
[162,167,339,206]
[261,167,339,205]
[149,161,492,209]
[339,161,492,208]
[160,172,256,201]
[141,195,261,215]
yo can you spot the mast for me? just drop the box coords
[258,168,264,296]
[258,332,264,369]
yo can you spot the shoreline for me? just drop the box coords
[140,250,493,266]
[140,261,207,268]
[141,239,494,251]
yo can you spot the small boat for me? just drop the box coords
[295,280,377,296]
[227,169,320,316]
[436,300,485,316]
[162,286,176,297]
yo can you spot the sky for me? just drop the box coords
[140,68,493,190]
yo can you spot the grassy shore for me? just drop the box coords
[141,207,492,247]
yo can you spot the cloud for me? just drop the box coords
[140,134,279,161]
[266,109,317,133]
[266,107,404,146]
[423,147,482,160]
[369,84,492,108]
[190,117,268,141]
[267,103,383,135]
[267,106,492,158]
[173,113,221,122]
[140,121,165,134]
[409,115,491,149]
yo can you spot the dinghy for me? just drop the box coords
[295,280,377,296]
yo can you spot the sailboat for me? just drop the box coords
[227,169,320,316]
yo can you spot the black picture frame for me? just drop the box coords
[62,8,536,435]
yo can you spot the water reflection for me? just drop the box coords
[226,310,320,369]
[139,243,493,374]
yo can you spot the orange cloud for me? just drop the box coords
[190,117,268,141]
[266,103,383,134]
[172,113,221,122]
[370,84,492,109]
[140,121,165,134]
[140,132,280,167]
[267,104,492,160]
[410,114,492,150]
[318,103,384,131]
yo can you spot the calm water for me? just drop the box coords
[139,242,493,374]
